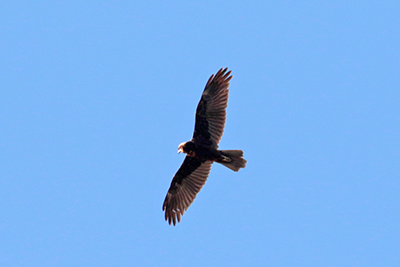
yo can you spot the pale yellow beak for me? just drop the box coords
[178,142,185,154]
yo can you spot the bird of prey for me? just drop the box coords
[162,68,247,225]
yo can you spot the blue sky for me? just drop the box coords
[1,1,399,266]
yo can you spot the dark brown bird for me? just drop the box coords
[162,68,247,225]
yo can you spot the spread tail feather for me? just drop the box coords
[218,150,247,172]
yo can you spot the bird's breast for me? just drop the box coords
[187,151,197,157]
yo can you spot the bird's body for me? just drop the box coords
[178,141,220,160]
[178,141,244,169]
[163,68,246,225]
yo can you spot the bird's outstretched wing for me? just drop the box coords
[193,68,232,148]
[163,157,212,225]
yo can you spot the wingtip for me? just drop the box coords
[218,67,233,81]
[204,68,233,89]
[216,67,230,76]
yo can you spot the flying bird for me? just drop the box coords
[162,68,247,225]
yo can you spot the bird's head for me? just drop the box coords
[177,141,196,154]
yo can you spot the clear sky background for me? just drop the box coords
[1,1,399,266]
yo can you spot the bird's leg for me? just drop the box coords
[220,155,231,162]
